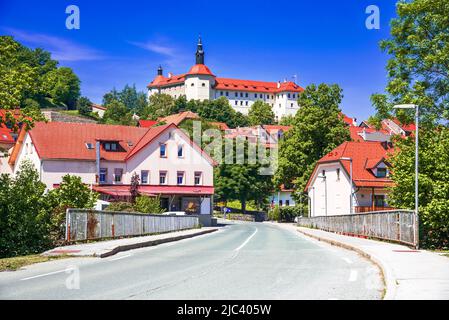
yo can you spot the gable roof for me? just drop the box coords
[158,111,200,126]
[8,121,217,167]
[349,126,390,142]
[305,141,394,191]
[210,122,229,131]
[138,119,159,128]
[214,78,303,93]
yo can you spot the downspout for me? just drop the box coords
[96,141,101,184]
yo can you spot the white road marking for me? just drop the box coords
[349,269,358,282]
[342,258,353,264]
[234,228,258,251]
[109,254,132,261]
[20,269,70,281]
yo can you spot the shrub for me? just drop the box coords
[134,196,164,214]
[106,202,135,212]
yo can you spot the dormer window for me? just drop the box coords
[85,143,94,150]
[104,142,119,151]
[377,167,387,178]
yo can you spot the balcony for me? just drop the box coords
[354,206,396,213]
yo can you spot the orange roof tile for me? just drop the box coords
[158,111,200,126]
[305,141,394,191]
[186,64,215,76]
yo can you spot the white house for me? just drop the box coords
[3,122,216,215]
[92,104,107,118]
[147,37,304,121]
[305,141,394,217]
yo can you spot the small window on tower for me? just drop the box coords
[191,83,194,87]
[202,83,206,87]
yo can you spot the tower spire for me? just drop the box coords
[195,35,204,65]
[157,65,163,76]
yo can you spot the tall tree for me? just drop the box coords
[42,67,80,109]
[248,100,275,125]
[274,84,350,199]
[141,93,176,120]
[76,96,93,116]
[387,128,449,249]
[101,100,135,125]
[372,0,449,125]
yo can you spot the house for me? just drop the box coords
[305,141,394,217]
[92,104,107,118]
[0,109,23,151]
[138,119,159,128]
[158,111,200,126]
[359,118,415,137]
[2,122,216,215]
[147,37,304,121]
[349,126,391,143]
[270,185,296,207]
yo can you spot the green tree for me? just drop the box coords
[197,97,249,128]
[214,139,273,213]
[248,100,275,125]
[101,100,135,125]
[76,96,93,116]
[372,0,449,125]
[388,128,449,249]
[279,114,295,126]
[42,67,80,109]
[274,84,350,199]
[0,160,51,258]
[134,196,165,214]
[141,93,176,120]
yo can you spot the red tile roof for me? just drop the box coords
[340,113,356,126]
[147,74,186,88]
[186,64,215,76]
[262,125,292,133]
[92,104,106,111]
[305,141,394,191]
[210,122,229,131]
[138,120,159,128]
[7,121,217,167]
[158,111,200,126]
[0,126,14,145]
[349,126,390,142]
[392,118,416,132]
[215,78,303,93]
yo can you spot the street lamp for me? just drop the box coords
[393,104,419,247]
[340,157,353,214]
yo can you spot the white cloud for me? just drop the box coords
[5,28,104,62]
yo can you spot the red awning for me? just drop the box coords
[92,185,214,196]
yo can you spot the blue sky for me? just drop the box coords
[0,0,398,121]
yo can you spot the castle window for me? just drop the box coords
[235,101,238,105]
[245,93,248,98]
[202,83,206,87]
[235,92,238,98]
[288,93,291,99]
[245,101,248,106]
[291,103,293,108]
[240,92,243,97]
[255,94,257,98]
[220,91,223,96]
[293,94,296,99]
[191,83,194,86]
[240,101,243,106]
[226,92,229,96]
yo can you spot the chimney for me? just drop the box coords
[168,72,173,79]
[277,81,281,89]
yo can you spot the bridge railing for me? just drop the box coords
[297,210,418,248]
[65,209,200,242]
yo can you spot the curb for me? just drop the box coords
[297,228,397,300]
[97,229,218,258]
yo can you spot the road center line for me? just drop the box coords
[348,269,358,282]
[20,269,69,281]
[234,228,258,251]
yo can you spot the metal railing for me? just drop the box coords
[66,209,200,242]
[298,210,418,248]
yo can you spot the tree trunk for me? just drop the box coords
[241,198,247,214]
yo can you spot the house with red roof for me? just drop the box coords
[305,141,395,217]
[147,37,304,122]
[0,109,24,151]
[2,122,216,215]
[92,104,107,118]
[359,118,416,137]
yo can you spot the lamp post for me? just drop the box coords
[340,157,353,214]
[393,104,419,248]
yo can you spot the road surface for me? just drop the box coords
[0,221,383,299]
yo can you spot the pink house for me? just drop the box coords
[2,122,216,214]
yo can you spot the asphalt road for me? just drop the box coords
[0,221,383,300]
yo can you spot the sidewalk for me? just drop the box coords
[265,222,449,300]
[43,227,219,258]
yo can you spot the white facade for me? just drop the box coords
[271,191,296,207]
[3,125,215,214]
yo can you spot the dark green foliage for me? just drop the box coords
[76,96,93,116]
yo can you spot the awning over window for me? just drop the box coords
[92,185,214,196]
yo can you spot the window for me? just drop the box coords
[159,171,167,185]
[235,92,238,98]
[245,93,248,98]
[100,168,107,183]
[235,100,238,105]
[225,92,229,97]
[160,143,167,158]
[220,91,223,96]
[177,171,185,185]
[191,83,194,86]
[291,103,293,108]
[85,143,94,150]
[240,92,243,97]
[288,93,291,99]
[279,200,283,206]
[104,142,118,151]
[374,195,386,207]
[245,101,248,106]
[141,170,149,184]
[336,168,340,180]
[255,93,258,98]
[114,168,123,183]
[178,144,184,158]
[286,200,290,206]
[240,101,243,106]
[194,172,202,185]
[202,83,206,87]
[322,170,326,177]
[377,167,387,178]
[293,94,296,99]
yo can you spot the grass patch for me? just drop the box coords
[0,254,71,272]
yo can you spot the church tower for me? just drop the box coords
[195,36,205,64]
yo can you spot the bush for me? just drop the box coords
[268,205,281,222]
[134,196,164,214]
[268,206,302,222]
[105,202,135,212]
